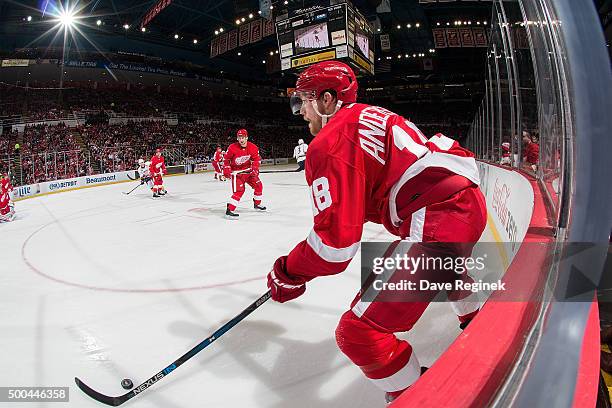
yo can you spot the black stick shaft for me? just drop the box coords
[75,290,272,406]
[124,183,141,195]
[259,169,298,173]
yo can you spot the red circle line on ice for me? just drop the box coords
[21,221,265,293]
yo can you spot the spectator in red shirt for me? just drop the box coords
[522,131,539,171]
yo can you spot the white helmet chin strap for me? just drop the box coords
[311,100,343,127]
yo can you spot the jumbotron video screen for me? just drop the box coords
[276,2,374,75]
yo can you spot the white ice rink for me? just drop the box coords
[1,168,479,408]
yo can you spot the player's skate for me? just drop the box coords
[153,191,159,198]
[225,205,239,219]
[384,367,428,404]
[0,209,15,222]
[253,199,266,211]
[159,189,167,196]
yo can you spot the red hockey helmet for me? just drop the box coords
[236,128,248,138]
[290,60,358,115]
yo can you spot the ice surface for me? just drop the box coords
[0,167,494,407]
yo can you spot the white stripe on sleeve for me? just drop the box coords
[306,229,360,263]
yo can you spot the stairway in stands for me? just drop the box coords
[73,129,101,175]
[11,131,25,185]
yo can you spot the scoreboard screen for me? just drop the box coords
[294,22,330,54]
[276,2,374,75]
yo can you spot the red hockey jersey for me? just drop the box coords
[223,142,261,173]
[1,177,13,195]
[285,104,481,281]
[213,150,223,163]
[150,155,166,175]
[0,191,11,214]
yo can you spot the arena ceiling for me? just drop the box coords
[0,0,492,85]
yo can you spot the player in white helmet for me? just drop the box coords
[293,138,308,171]
[137,159,153,191]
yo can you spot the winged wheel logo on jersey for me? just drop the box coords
[235,155,251,165]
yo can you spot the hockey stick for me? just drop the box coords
[231,168,295,175]
[75,290,272,406]
[126,172,138,181]
[231,168,251,176]
[259,169,299,174]
[122,183,142,195]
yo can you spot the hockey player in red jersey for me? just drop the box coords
[1,172,13,195]
[0,173,14,222]
[223,129,266,218]
[212,146,225,181]
[266,61,487,403]
[149,149,167,198]
[0,190,14,222]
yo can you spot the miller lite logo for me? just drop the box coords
[235,155,251,165]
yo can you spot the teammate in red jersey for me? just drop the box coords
[1,172,13,195]
[266,61,487,403]
[212,146,225,181]
[0,172,14,222]
[223,129,266,218]
[0,191,14,222]
[149,149,167,198]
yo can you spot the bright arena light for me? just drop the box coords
[58,10,76,29]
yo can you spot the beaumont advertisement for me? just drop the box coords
[11,171,135,200]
